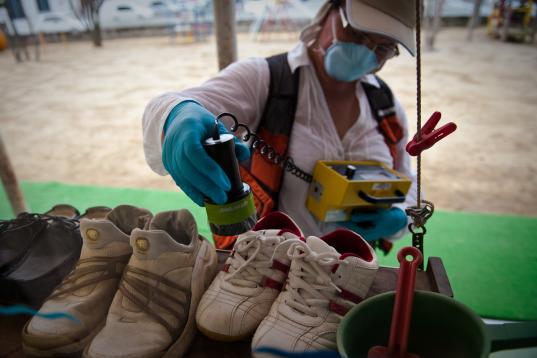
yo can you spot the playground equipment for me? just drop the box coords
[487,0,536,42]
[0,29,7,51]
[249,0,311,41]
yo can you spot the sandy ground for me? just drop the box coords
[1,28,537,216]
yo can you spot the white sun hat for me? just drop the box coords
[300,0,416,56]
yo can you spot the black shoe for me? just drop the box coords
[0,213,82,307]
[0,213,48,274]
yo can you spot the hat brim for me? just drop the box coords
[346,1,416,56]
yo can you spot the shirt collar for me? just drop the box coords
[287,42,310,74]
[286,42,381,88]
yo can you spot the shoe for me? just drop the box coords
[22,205,153,357]
[45,204,80,219]
[0,213,48,275]
[78,206,112,220]
[83,209,218,358]
[195,211,303,342]
[0,213,81,306]
[251,229,378,354]
[1,205,114,306]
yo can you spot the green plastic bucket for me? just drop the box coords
[338,291,537,358]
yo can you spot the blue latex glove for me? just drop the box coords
[339,207,407,242]
[162,100,250,206]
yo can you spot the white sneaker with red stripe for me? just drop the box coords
[195,211,303,342]
[251,229,378,354]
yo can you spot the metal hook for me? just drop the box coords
[405,200,434,228]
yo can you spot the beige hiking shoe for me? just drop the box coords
[22,205,153,357]
[84,209,218,358]
[195,211,303,342]
[251,229,378,355]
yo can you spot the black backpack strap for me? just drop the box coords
[362,75,396,122]
[362,75,404,167]
[258,53,300,136]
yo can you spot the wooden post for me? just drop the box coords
[212,0,237,70]
[38,32,46,46]
[467,0,484,41]
[0,133,27,215]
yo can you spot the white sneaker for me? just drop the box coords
[251,229,378,354]
[195,211,303,341]
[22,205,152,357]
[84,209,218,358]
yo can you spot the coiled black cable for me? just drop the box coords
[217,113,313,183]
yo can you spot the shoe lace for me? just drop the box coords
[285,242,344,317]
[49,254,130,299]
[223,232,279,288]
[118,265,188,339]
[0,213,78,233]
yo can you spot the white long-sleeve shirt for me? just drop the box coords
[142,42,417,238]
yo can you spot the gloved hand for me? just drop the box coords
[339,207,407,242]
[162,100,250,206]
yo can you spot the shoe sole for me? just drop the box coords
[3,251,80,307]
[162,238,218,358]
[196,322,253,342]
[22,319,105,357]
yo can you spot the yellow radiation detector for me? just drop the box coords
[306,161,412,222]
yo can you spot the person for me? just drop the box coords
[142,0,418,248]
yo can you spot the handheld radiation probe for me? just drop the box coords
[202,116,257,238]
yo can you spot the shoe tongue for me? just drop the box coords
[148,209,197,246]
[105,205,152,233]
[253,211,303,237]
[306,236,339,256]
[254,229,285,239]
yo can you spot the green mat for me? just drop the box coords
[0,181,212,241]
[1,181,536,321]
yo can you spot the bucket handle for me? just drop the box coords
[487,321,537,352]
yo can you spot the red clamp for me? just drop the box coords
[406,112,457,156]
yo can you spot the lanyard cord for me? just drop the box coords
[415,0,422,209]
[218,113,314,183]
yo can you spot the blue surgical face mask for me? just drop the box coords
[321,16,379,82]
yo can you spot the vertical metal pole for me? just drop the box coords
[467,0,484,41]
[500,1,512,42]
[425,0,445,50]
[212,0,237,70]
[0,133,27,215]
[532,2,537,44]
